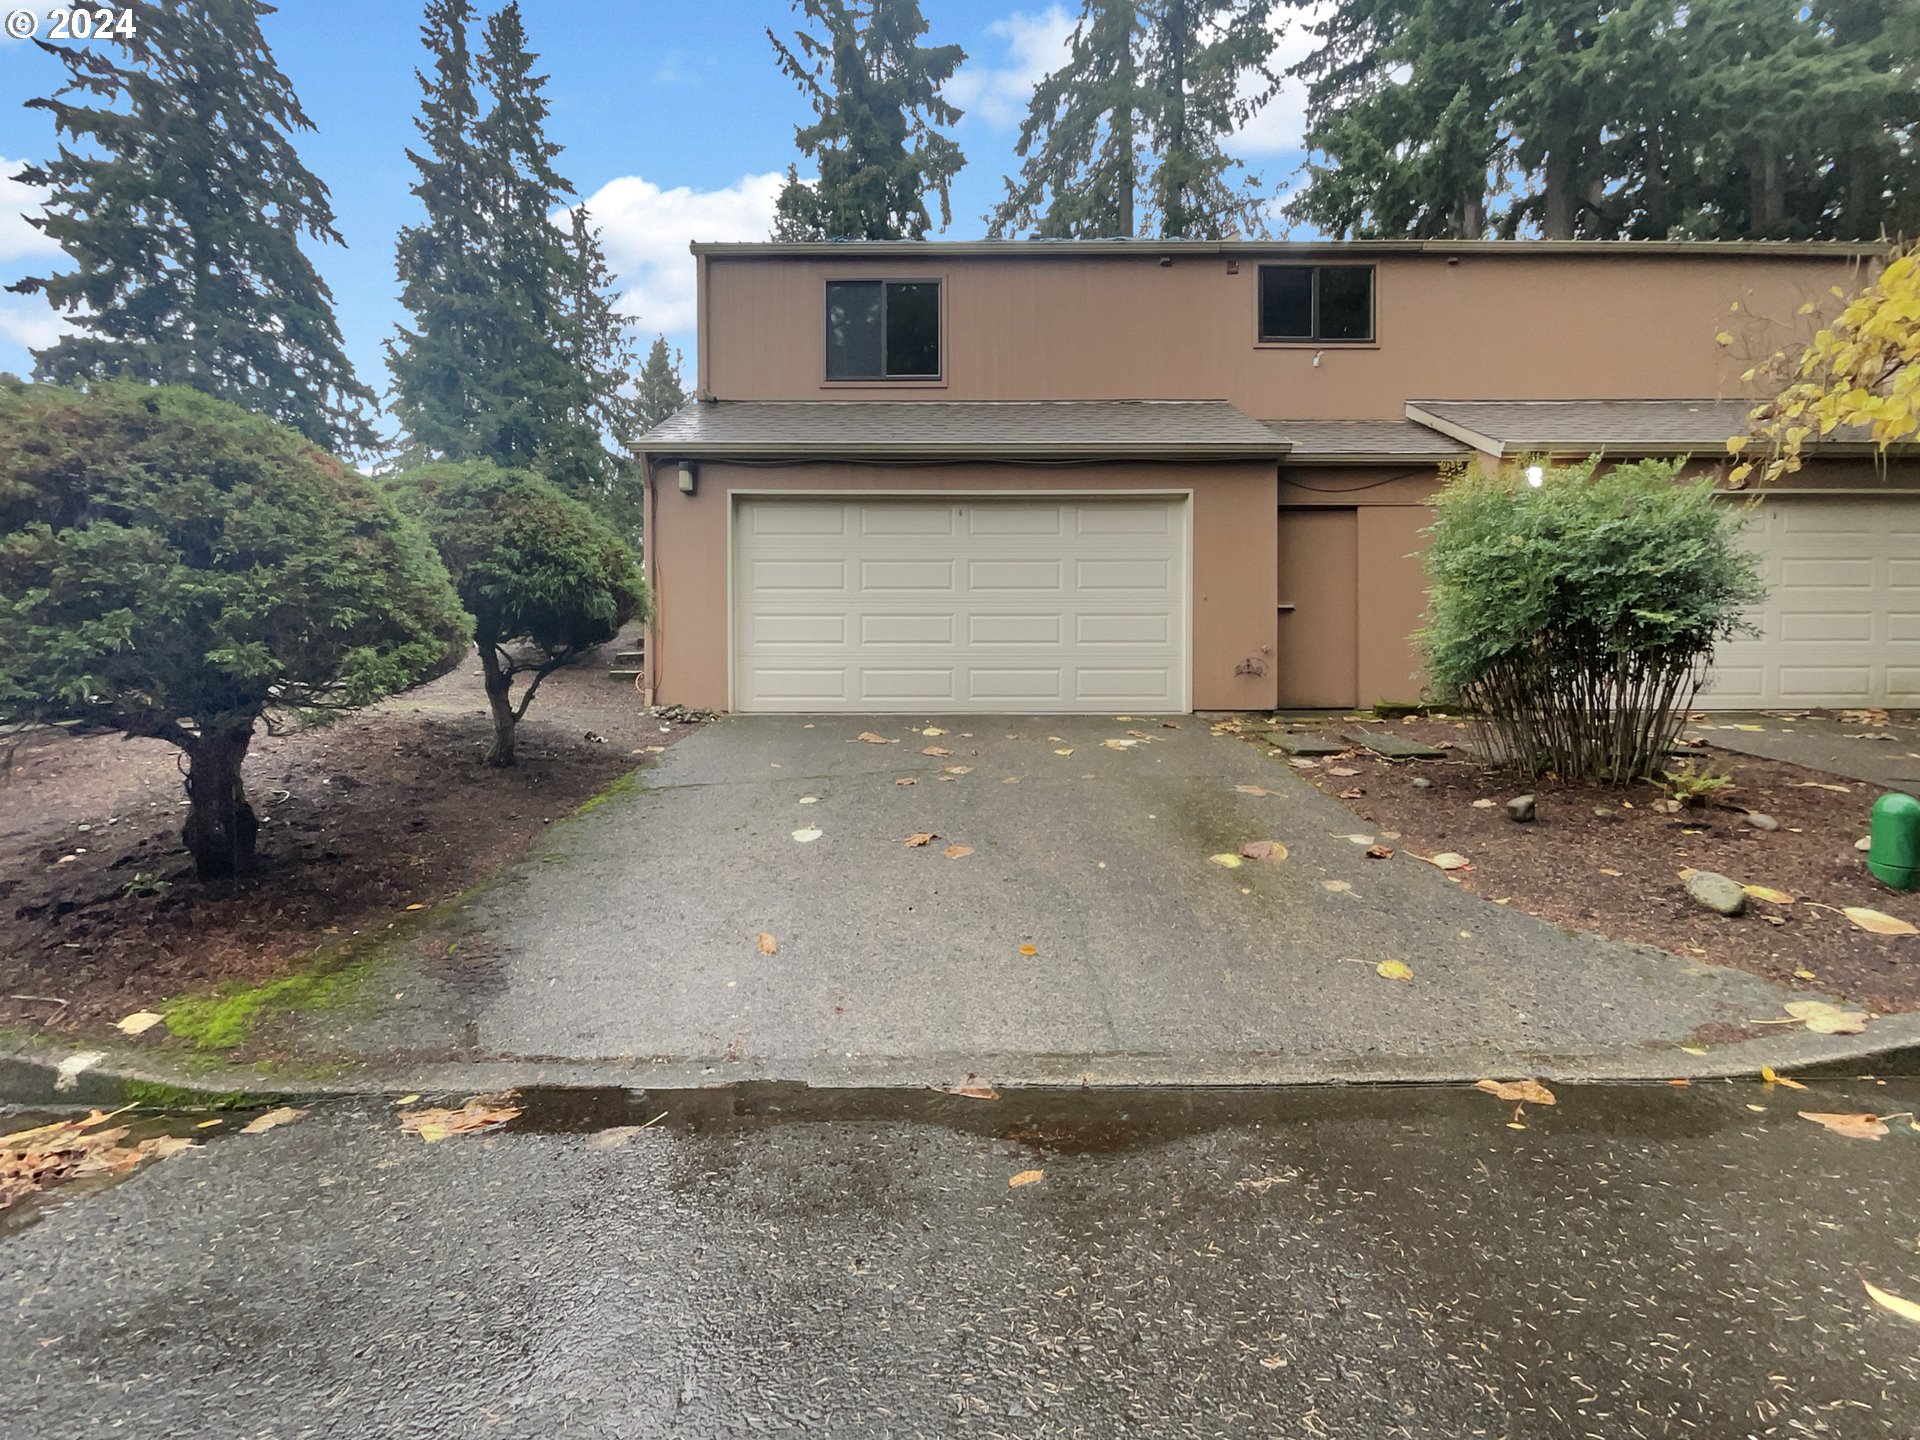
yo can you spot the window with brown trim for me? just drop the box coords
[826,279,941,379]
[1257,265,1374,343]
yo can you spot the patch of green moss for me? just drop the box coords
[118,1081,284,1109]
[570,769,642,817]
[163,953,376,1052]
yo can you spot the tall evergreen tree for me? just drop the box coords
[389,0,492,464]
[1288,0,1920,241]
[8,0,375,454]
[989,0,1282,239]
[635,336,687,433]
[768,0,968,240]
[390,2,635,510]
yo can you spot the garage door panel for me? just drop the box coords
[735,496,1189,713]
[1704,496,1920,707]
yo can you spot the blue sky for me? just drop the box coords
[0,1,1315,404]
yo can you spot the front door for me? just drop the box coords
[1274,507,1358,709]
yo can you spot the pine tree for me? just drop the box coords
[768,0,967,240]
[8,0,375,455]
[635,335,687,433]
[391,2,635,511]
[389,0,492,464]
[988,0,1281,239]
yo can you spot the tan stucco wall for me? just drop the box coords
[702,250,1872,418]
[647,459,1280,713]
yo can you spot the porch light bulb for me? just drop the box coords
[1524,465,1545,488]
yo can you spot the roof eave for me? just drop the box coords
[636,441,1291,462]
[692,238,1889,261]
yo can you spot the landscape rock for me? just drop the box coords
[1743,812,1780,832]
[1592,807,1617,822]
[1684,870,1748,917]
[1507,794,1537,823]
[1410,776,1433,790]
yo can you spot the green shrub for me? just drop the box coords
[1419,457,1766,782]
[389,462,651,766]
[0,381,469,878]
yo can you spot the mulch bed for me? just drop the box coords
[1253,717,1920,1014]
[0,645,691,1039]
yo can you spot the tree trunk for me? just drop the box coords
[1541,140,1576,239]
[1750,141,1783,233]
[182,721,260,880]
[1118,11,1136,238]
[481,645,518,767]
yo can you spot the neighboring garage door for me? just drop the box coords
[732,494,1189,712]
[1704,495,1920,708]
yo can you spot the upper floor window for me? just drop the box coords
[1258,264,1374,343]
[826,279,941,380]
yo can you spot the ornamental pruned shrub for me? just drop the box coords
[0,381,470,879]
[1418,457,1767,783]
[389,462,651,767]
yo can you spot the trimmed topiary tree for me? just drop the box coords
[1419,457,1766,782]
[389,462,650,767]
[0,381,470,879]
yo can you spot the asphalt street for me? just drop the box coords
[4,1078,1919,1438]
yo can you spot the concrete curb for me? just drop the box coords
[8,1010,1920,1106]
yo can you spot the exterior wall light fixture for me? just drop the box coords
[677,462,697,495]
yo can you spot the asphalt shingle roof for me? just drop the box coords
[1403,398,1884,456]
[638,400,1290,460]
[1264,419,1471,463]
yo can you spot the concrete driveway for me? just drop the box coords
[308,712,1901,1087]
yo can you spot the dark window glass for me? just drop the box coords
[884,281,941,376]
[825,279,941,379]
[826,281,884,379]
[1317,266,1373,341]
[1258,266,1313,341]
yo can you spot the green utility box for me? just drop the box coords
[1869,792,1920,892]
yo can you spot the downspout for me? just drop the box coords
[641,456,660,708]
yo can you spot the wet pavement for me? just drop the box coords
[304,714,1878,1088]
[1688,711,1920,795]
[5,1078,1920,1437]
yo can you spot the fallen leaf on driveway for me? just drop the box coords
[797,795,819,805]
[1054,748,1074,756]
[1017,944,1038,956]
[1288,758,1319,769]
[1127,730,1154,740]
[1338,787,1365,800]
[1844,907,1918,937]
[1799,1110,1889,1140]
[922,727,947,737]
[1784,999,1869,1034]
[1209,853,1245,868]
[944,765,973,775]
[1759,1065,1807,1090]
[1864,1278,1920,1325]
[1320,879,1354,894]
[399,1093,521,1144]
[894,777,915,786]
[1472,798,1497,809]
[1101,738,1137,750]
[239,1106,305,1136]
[1424,852,1472,871]
[1791,781,1852,793]
[1744,885,1793,903]
[1476,1078,1556,1105]
[1599,867,1622,876]
[1366,845,1394,859]
[792,826,822,843]
[1008,1168,1045,1189]
[945,844,973,860]
[756,932,778,955]
[1238,840,1289,863]
[904,832,938,847]
[1376,959,1413,981]
[933,1075,998,1100]
[1234,785,1272,797]
[115,1010,164,1036]
[1327,766,1360,777]
[922,746,953,757]
[855,732,894,745]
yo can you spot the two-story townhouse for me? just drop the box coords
[636,239,1918,716]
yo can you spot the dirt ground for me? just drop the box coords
[1259,716,1920,1015]
[0,638,689,1038]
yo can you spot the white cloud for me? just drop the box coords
[949,6,1076,130]
[1227,3,1330,159]
[569,171,785,338]
[0,292,68,356]
[0,160,59,265]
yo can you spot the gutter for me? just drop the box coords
[692,237,1889,261]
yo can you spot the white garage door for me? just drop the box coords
[732,495,1190,713]
[1704,495,1920,708]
